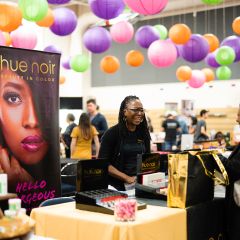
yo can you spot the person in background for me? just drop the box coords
[146,115,154,133]
[161,111,181,151]
[189,116,198,134]
[62,113,77,158]
[214,131,226,148]
[194,109,210,142]
[86,99,108,141]
[71,113,99,159]
[99,95,151,190]
[220,105,240,240]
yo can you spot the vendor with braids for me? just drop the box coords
[99,96,151,190]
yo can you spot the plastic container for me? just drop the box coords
[0,174,8,195]
[8,198,21,211]
[114,198,137,222]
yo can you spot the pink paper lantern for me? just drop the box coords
[188,70,206,88]
[0,31,6,46]
[11,26,37,49]
[123,0,168,15]
[148,39,177,68]
[110,21,134,44]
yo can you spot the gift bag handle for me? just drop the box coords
[197,153,229,186]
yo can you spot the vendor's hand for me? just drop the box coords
[125,176,136,184]
[0,146,34,188]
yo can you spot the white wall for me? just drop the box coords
[90,79,240,111]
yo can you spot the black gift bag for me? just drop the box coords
[167,151,229,208]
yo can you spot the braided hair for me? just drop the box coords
[118,96,151,143]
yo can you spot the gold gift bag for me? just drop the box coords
[167,151,229,208]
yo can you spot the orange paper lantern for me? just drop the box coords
[36,8,54,27]
[232,17,240,35]
[100,56,120,74]
[202,68,215,82]
[0,2,22,32]
[176,65,192,82]
[125,50,144,67]
[203,34,219,52]
[169,24,191,44]
[3,32,11,46]
[59,76,66,84]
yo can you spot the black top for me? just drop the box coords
[90,113,108,140]
[221,144,240,240]
[99,124,150,190]
[162,119,180,141]
[62,122,77,148]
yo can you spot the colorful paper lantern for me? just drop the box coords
[205,51,220,68]
[48,0,71,3]
[44,45,62,54]
[215,46,235,65]
[154,24,168,40]
[100,56,120,74]
[19,0,48,22]
[202,68,215,82]
[148,39,177,68]
[0,31,6,46]
[232,17,240,35]
[110,21,134,44]
[59,76,66,84]
[89,0,125,20]
[216,66,232,80]
[50,8,77,36]
[61,57,71,70]
[187,70,206,88]
[0,2,22,32]
[169,24,191,44]
[221,35,240,62]
[70,54,90,72]
[135,25,159,49]
[179,34,209,63]
[125,50,144,67]
[176,66,192,82]
[36,8,54,27]
[3,32,11,46]
[202,0,223,4]
[10,26,37,50]
[123,0,168,15]
[83,27,112,54]
[203,33,219,52]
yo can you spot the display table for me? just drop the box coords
[31,202,186,240]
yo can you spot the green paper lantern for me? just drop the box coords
[154,24,168,40]
[70,54,90,72]
[216,46,236,65]
[216,66,232,80]
[19,0,48,22]
[202,0,223,5]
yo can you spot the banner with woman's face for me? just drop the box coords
[0,46,61,212]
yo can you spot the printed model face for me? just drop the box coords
[0,68,48,165]
[124,99,145,127]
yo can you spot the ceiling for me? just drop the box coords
[7,0,240,19]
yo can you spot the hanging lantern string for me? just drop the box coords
[223,3,226,39]
[214,7,217,36]
[204,5,207,34]
[208,9,210,33]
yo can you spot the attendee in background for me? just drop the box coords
[189,116,198,134]
[146,115,154,133]
[220,105,240,240]
[161,111,181,151]
[214,131,226,148]
[71,113,99,159]
[194,109,210,142]
[86,99,108,141]
[99,95,151,190]
[62,113,77,158]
